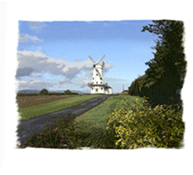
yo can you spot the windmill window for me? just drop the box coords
[101,82,102,84]
[92,78,94,80]
[100,78,102,80]
[92,88,93,90]
[96,74,98,76]
[101,88,103,90]
[96,82,98,84]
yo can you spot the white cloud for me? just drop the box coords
[58,75,91,89]
[16,50,113,90]
[75,58,83,61]
[17,50,113,80]
[29,22,47,33]
[16,79,55,90]
[19,34,44,44]
[105,77,126,82]
[29,73,42,77]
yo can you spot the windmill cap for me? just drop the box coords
[105,85,112,88]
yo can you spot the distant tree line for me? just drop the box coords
[63,90,78,95]
[17,89,79,96]
[128,20,186,109]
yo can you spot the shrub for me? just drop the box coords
[20,126,69,149]
[39,88,49,95]
[106,98,185,149]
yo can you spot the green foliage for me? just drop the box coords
[64,90,78,95]
[136,74,148,88]
[140,20,186,108]
[128,79,139,96]
[19,113,116,149]
[64,90,71,95]
[128,75,148,96]
[20,126,69,149]
[106,98,185,149]
[39,88,49,95]
[142,20,186,95]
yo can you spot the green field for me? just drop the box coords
[18,94,106,121]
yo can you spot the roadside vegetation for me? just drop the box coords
[18,95,184,149]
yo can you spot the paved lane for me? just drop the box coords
[16,95,117,145]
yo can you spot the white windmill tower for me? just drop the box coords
[85,54,112,94]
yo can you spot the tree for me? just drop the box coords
[39,88,49,95]
[142,21,186,91]
[128,79,140,96]
[141,20,186,107]
[64,90,72,95]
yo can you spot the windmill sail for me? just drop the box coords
[87,56,95,64]
[85,67,93,77]
[95,54,105,64]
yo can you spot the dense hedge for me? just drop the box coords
[128,79,140,96]
[106,98,185,149]
[128,74,183,109]
[140,81,182,109]
[128,75,147,96]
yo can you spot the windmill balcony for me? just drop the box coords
[88,82,108,87]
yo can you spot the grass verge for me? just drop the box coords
[74,95,144,131]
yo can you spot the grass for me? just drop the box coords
[18,94,106,121]
[74,95,144,132]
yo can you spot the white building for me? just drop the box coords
[86,54,113,94]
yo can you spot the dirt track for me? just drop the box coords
[16,95,117,146]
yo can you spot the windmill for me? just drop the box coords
[85,54,111,94]
[86,54,105,75]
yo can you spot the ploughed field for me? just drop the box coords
[16,95,77,109]
[16,94,107,121]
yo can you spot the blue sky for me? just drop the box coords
[16,20,158,93]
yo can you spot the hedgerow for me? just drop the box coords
[106,98,185,149]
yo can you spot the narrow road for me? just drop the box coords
[16,95,117,146]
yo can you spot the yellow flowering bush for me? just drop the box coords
[106,98,185,149]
